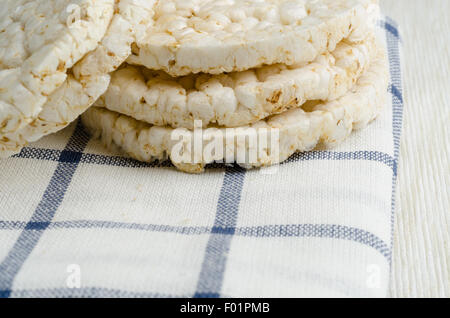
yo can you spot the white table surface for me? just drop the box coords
[381,0,449,298]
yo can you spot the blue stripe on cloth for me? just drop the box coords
[194,166,246,298]
[0,220,390,260]
[390,84,403,104]
[0,122,90,298]
[14,147,397,174]
[14,147,61,161]
[286,150,397,176]
[14,147,171,168]
[384,22,400,40]
[384,17,404,267]
[236,224,391,259]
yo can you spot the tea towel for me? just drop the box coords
[0,17,403,298]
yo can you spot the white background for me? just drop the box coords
[381,0,449,298]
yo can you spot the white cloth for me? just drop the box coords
[0,18,403,298]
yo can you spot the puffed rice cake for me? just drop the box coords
[82,47,388,173]
[127,0,380,76]
[0,0,156,157]
[96,33,377,129]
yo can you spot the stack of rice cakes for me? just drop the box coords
[0,0,388,174]
[83,0,387,173]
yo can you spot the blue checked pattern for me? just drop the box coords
[0,17,403,298]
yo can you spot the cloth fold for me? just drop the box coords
[0,16,403,298]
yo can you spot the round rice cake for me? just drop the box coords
[0,0,157,157]
[81,48,388,174]
[0,0,114,131]
[96,33,377,129]
[127,0,380,76]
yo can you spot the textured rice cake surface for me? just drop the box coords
[82,48,388,174]
[97,34,377,129]
[0,0,114,132]
[128,0,380,76]
[0,0,156,157]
